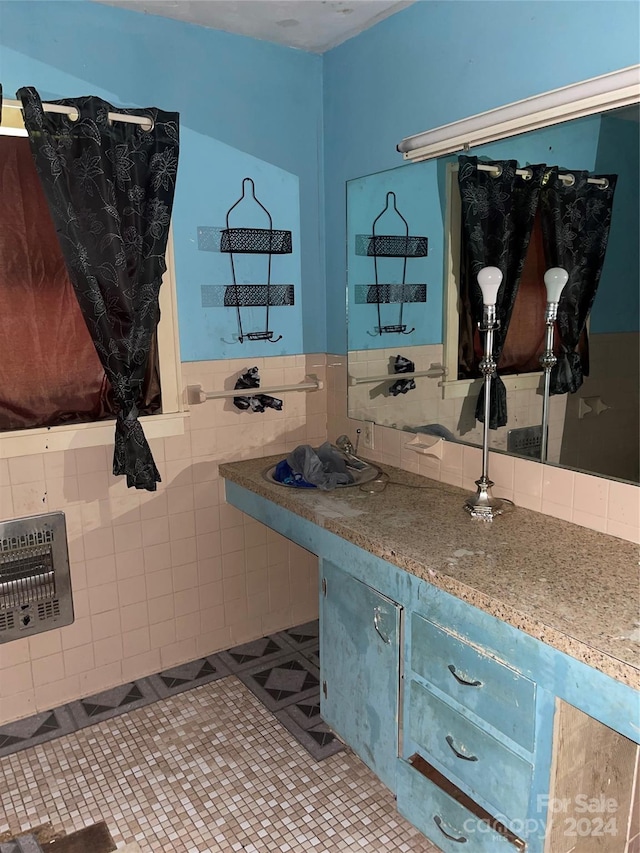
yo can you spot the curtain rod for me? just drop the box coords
[476,162,608,188]
[2,98,153,130]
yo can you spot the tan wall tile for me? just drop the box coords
[148,594,175,625]
[28,630,62,660]
[118,576,147,606]
[63,644,96,676]
[122,627,151,658]
[79,662,123,697]
[0,689,36,723]
[121,650,160,683]
[94,636,124,668]
[34,675,80,711]
[149,619,177,650]
[60,617,94,651]
[88,583,120,615]
[32,653,65,687]
[120,602,149,634]
[1,662,34,696]
[91,609,122,641]
[160,638,198,669]
[0,638,31,669]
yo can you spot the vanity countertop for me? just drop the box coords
[220,455,639,689]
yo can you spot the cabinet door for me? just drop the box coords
[320,559,401,792]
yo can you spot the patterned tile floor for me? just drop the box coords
[0,622,341,763]
[0,677,438,852]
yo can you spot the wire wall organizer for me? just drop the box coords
[201,285,294,309]
[221,178,294,344]
[357,191,428,335]
[354,284,427,305]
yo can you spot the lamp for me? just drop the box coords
[464,267,512,520]
[397,65,640,163]
[539,267,569,462]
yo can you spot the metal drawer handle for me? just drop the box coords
[448,664,482,687]
[433,815,468,843]
[445,735,478,762]
[373,607,390,644]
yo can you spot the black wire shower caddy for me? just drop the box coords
[357,191,428,335]
[221,178,294,343]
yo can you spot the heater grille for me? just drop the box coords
[507,425,543,460]
[0,512,73,643]
[1,528,54,551]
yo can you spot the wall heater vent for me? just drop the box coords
[0,512,73,643]
[507,425,543,460]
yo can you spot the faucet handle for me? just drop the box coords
[335,435,354,455]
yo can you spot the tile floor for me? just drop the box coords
[0,678,438,852]
[0,622,341,764]
[0,623,439,852]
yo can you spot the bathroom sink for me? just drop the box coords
[263,459,380,489]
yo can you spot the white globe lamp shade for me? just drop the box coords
[477,266,503,307]
[544,267,569,304]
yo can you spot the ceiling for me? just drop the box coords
[95,0,414,53]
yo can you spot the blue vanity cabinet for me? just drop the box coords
[396,757,522,853]
[320,559,402,793]
[397,582,548,853]
[220,477,640,853]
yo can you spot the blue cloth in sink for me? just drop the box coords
[273,459,316,488]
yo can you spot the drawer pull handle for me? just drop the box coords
[448,664,481,687]
[446,735,478,762]
[433,815,468,843]
[373,607,390,644]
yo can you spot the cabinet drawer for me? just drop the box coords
[397,757,524,853]
[410,613,536,751]
[407,679,533,821]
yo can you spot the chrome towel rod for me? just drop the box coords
[187,375,323,405]
[349,366,446,386]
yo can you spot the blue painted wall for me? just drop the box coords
[325,0,640,354]
[592,112,640,334]
[0,0,324,359]
[2,0,638,357]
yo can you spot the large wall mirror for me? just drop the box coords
[346,81,639,485]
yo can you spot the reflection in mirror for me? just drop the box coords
[347,103,639,485]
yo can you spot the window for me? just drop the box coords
[0,110,184,459]
[441,162,545,399]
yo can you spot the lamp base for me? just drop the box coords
[464,477,513,521]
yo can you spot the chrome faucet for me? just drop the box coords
[335,434,354,455]
[335,434,368,469]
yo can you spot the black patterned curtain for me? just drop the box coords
[18,87,179,490]
[540,169,617,395]
[458,155,545,428]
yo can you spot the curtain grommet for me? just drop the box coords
[520,168,533,181]
[141,116,155,132]
[560,173,576,187]
[598,177,610,190]
[489,164,503,178]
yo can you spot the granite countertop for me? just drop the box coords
[220,455,640,689]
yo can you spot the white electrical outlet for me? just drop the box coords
[362,421,374,450]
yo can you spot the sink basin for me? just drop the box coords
[263,460,380,489]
